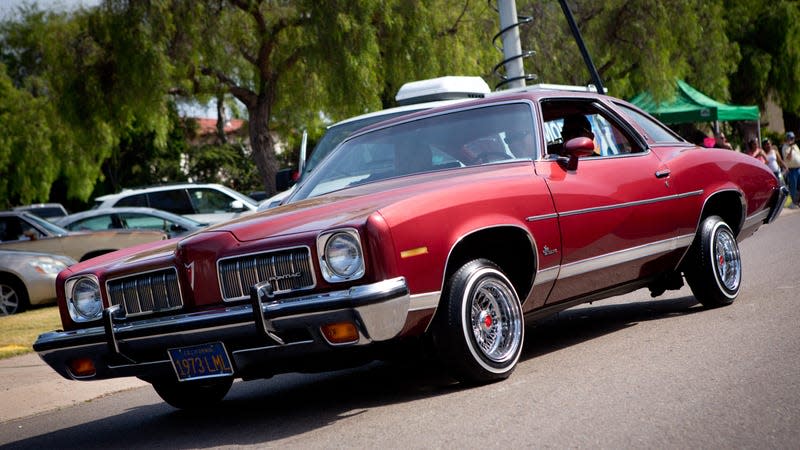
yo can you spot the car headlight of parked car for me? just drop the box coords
[317,229,365,282]
[28,257,70,275]
[66,276,103,322]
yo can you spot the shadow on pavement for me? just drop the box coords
[2,294,704,449]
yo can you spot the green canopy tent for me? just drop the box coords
[629,79,759,130]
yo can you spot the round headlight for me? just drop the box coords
[324,232,364,280]
[69,277,103,321]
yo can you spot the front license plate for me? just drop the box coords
[168,342,234,382]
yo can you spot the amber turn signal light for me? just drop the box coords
[68,358,96,377]
[320,322,359,344]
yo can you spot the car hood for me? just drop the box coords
[205,162,534,242]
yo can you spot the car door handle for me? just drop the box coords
[655,169,671,178]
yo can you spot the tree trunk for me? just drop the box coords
[248,100,279,196]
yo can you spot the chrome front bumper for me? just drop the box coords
[34,277,410,381]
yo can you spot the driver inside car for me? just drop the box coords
[560,114,600,156]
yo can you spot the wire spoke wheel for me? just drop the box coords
[713,227,741,292]
[685,215,741,307]
[470,277,521,364]
[433,259,524,383]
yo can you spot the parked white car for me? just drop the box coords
[92,183,258,224]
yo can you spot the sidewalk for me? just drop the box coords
[0,353,147,423]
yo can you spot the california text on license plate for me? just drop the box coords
[168,342,234,381]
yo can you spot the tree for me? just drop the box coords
[514,0,738,102]
[0,63,56,208]
[1,3,177,204]
[723,0,800,114]
[160,0,497,196]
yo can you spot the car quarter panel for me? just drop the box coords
[650,145,777,238]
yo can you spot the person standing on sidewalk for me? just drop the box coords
[763,139,787,184]
[781,132,800,209]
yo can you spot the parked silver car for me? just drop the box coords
[55,207,206,238]
[12,203,69,222]
[0,250,76,315]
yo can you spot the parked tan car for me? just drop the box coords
[0,250,76,315]
[0,211,167,262]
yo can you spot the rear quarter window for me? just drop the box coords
[147,190,194,215]
[615,103,684,144]
[116,193,148,208]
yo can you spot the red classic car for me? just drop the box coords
[35,86,786,409]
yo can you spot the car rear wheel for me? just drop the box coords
[684,215,741,307]
[152,377,233,409]
[0,277,28,316]
[432,259,524,383]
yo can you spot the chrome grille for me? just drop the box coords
[107,268,183,317]
[218,246,315,300]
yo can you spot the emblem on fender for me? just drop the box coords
[542,246,558,256]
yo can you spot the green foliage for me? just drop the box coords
[4,0,797,206]
[0,3,176,205]
[0,64,57,208]
[184,143,262,194]
[160,0,499,195]
[96,104,187,197]
[725,0,800,113]
[518,0,738,102]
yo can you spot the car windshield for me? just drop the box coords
[302,110,420,180]
[292,103,536,201]
[25,213,69,236]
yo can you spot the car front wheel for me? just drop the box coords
[0,278,27,316]
[152,377,233,409]
[684,215,741,307]
[432,259,524,383]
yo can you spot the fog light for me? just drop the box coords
[320,322,359,344]
[68,358,96,378]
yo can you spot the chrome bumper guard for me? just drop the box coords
[765,185,789,224]
[34,277,410,381]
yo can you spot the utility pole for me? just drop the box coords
[496,0,526,90]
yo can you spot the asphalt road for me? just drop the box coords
[1,211,798,449]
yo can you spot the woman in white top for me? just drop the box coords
[762,139,786,181]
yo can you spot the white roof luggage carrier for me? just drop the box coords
[395,76,491,105]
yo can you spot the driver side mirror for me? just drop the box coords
[230,200,245,212]
[558,137,595,171]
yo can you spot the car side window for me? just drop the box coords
[541,100,642,158]
[148,190,194,215]
[70,215,115,231]
[0,217,42,241]
[188,188,238,213]
[116,193,148,208]
[0,218,23,241]
[121,213,169,231]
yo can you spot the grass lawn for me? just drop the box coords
[0,306,61,360]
